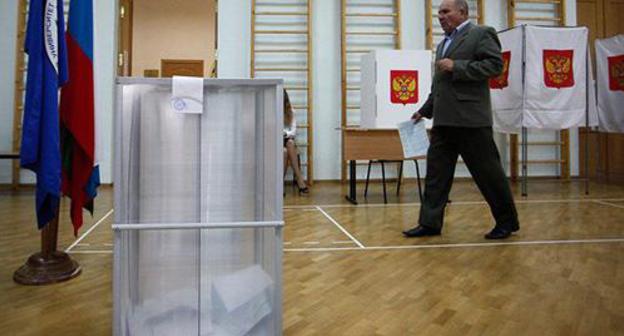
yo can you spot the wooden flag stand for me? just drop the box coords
[13,205,81,285]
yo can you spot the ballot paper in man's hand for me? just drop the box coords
[397,119,429,158]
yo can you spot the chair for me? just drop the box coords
[364,159,423,203]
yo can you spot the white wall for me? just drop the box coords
[218,0,251,78]
[311,0,341,180]
[93,0,116,184]
[0,0,18,183]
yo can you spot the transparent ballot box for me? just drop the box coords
[113,78,284,336]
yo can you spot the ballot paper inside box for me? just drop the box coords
[211,265,274,336]
[112,78,284,336]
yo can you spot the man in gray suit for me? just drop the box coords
[402,0,519,239]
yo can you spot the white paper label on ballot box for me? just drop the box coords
[360,50,432,129]
[171,75,204,114]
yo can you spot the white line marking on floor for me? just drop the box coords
[65,209,114,253]
[332,241,354,245]
[303,241,320,245]
[283,237,624,252]
[316,206,365,248]
[283,198,624,210]
[593,200,624,209]
[68,250,114,254]
[284,208,318,212]
[63,238,624,255]
[76,243,90,246]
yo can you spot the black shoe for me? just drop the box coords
[298,187,309,194]
[484,227,512,240]
[402,225,441,238]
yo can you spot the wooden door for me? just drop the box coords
[577,0,624,183]
[118,0,133,76]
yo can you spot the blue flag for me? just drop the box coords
[20,0,68,229]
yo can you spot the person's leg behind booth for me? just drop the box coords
[285,138,308,194]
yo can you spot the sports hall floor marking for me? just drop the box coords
[284,237,624,252]
[65,208,114,253]
[283,207,360,247]
[66,198,624,254]
[315,206,365,248]
[70,237,624,255]
[593,200,624,209]
[70,250,114,254]
[283,198,624,210]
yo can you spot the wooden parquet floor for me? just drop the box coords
[1,179,624,335]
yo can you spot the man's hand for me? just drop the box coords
[436,58,454,72]
[411,111,423,123]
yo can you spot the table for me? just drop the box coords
[343,128,425,204]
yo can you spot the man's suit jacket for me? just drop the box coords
[419,22,503,127]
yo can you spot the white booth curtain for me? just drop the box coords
[596,34,624,133]
[491,25,598,133]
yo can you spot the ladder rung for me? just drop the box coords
[254,11,308,16]
[255,30,308,35]
[346,13,397,17]
[346,105,360,109]
[0,153,20,159]
[513,7,561,13]
[255,49,308,53]
[254,67,308,72]
[515,0,561,3]
[346,68,361,72]
[434,14,479,19]
[285,86,308,91]
[292,105,308,109]
[346,31,398,36]
[346,86,360,91]
[516,160,564,164]
[518,142,564,146]
[515,16,562,22]
[347,49,372,54]
[296,125,309,129]
[345,3,394,7]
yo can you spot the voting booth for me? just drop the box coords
[360,50,433,128]
[491,25,597,133]
[113,78,284,336]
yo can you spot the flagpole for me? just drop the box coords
[13,203,81,285]
[584,38,590,195]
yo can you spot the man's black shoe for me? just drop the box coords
[484,227,512,240]
[402,225,441,238]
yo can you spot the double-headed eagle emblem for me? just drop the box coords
[543,50,575,88]
[490,51,511,89]
[390,71,418,105]
[609,56,624,91]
